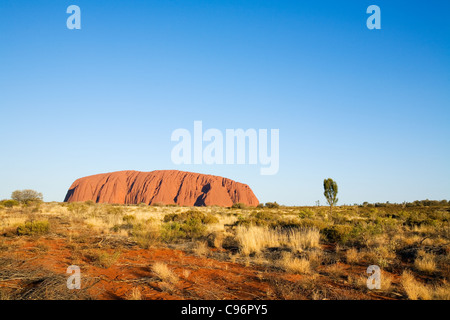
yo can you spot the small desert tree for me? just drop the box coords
[11,189,43,204]
[323,178,338,215]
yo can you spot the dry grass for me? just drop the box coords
[235,225,319,255]
[345,248,359,264]
[193,241,209,257]
[414,250,437,274]
[279,252,311,274]
[1,202,449,300]
[401,270,432,300]
[127,287,142,300]
[151,262,179,284]
[84,250,121,268]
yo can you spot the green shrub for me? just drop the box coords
[163,210,218,224]
[298,209,315,219]
[17,220,50,236]
[11,189,43,204]
[0,200,19,208]
[160,220,206,241]
[265,202,280,208]
[234,212,273,227]
[298,218,328,230]
[122,214,136,223]
[160,210,215,241]
[322,225,353,244]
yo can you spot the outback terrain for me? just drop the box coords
[0,201,449,300]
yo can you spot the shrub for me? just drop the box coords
[234,211,276,227]
[265,202,280,209]
[160,217,207,241]
[17,220,50,236]
[0,200,19,208]
[163,210,218,225]
[297,219,328,230]
[231,203,247,209]
[322,225,353,244]
[11,189,43,204]
[122,214,136,223]
[298,209,315,219]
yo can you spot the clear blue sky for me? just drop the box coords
[1,0,449,205]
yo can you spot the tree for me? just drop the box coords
[323,178,338,215]
[11,189,43,204]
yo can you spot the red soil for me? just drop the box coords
[0,237,397,300]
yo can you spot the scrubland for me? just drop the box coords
[0,201,449,300]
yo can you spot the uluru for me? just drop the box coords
[64,170,259,207]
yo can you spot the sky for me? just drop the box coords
[0,0,449,206]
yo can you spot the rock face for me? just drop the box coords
[64,170,259,207]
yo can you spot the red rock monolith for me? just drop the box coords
[64,170,259,207]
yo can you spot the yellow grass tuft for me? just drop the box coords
[151,262,179,284]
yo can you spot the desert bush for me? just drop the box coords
[231,203,247,209]
[0,200,20,208]
[17,220,50,236]
[297,218,328,230]
[161,210,218,241]
[265,202,280,209]
[322,225,353,244]
[122,214,136,223]
[11,189,43,204]
[127,220,160,248]
[164,210,218,225]
[234,211,277,227]
[298,209,315,219]
[160,220,206,241]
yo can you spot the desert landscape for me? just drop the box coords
[1,1,449,309]
[0,174,448,300]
